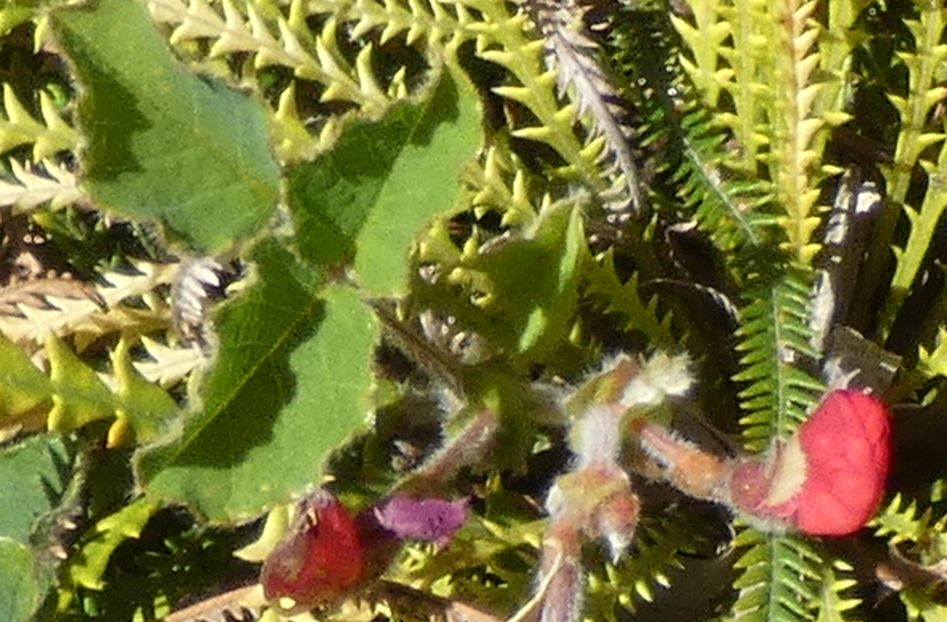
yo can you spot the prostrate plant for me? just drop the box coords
[0,0,945,621]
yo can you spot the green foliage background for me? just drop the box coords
[0,0,945,620]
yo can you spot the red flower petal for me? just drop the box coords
[793,390,890,535]
[261,492,365,613]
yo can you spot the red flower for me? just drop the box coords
[261,491,365,614]
[730,389,891,536]
[791,389,891,535]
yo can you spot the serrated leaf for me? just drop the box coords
[50,0,279,253]
[111,339,180,444]
[0,434,70,543]
[287,67,480,293]
[419,202,585,363]
[137,241,378,521]
[46,333,114,432]
[68,498,158,590]
[474,203,584,358]
[0,538,42,622]
[0,334,50,419]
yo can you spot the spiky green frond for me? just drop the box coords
[714,0,769,171]
[0,84,78,160]
[671,0,731,107]
[148,0,459,162]
[526,0,644,213]
[584,514,695,621]
[918,326,947,379]
[0,158,82,212]
[346,0,472,51]
[65,498,159,592]
[462,145,540,228]
[0,331,179,446]
[867,0,947,336]
[765,0,827,263]
[733,266,823,449]
[881,0,947,208]
[872,494,947,620]
[729,528,825,622]
[885,123,947,333]
[456,0,625,203]
[873,493,947,549]
[149,0,391,112]
[814,560,860,622]
[601,2,770,252]
[677,0,851,263]
[583,249,675,348]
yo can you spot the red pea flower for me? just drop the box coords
[261,491,366,614]
[730,389,891,536]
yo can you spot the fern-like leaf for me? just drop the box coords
[0,84,78,160]
[584,514,695,620]
[0,158,83,212]
[0,261,177,346]
[583,249,675,348]
[602,2,769,251]
[729,528,824,622]
[733,266,823,449]
[814,560,860,622]
[885,123,947,333]
[525,0,645,214]
[864,0,947,335]
[765,0,826,263]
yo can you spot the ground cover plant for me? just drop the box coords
[1,0,947,620]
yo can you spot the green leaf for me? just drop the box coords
[0,435,70,621]
[287,67,481,293]
[137,241,378,521]
[68,498,158,590]
[46,334,114,433]
[0,334,50,420]
[50,0,279,254]
[0,434,70,543]
[111,339,180,445]
[0,538,42,622]
[730,528,823,622]
[417,202,585,364]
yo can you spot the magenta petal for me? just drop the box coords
[373,495,469,546]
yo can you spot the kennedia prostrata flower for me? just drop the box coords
[261,490,470,614]
[261,491,365,614]
[637,389,891,536]
[729,389,891,535]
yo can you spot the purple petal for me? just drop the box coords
[373,495,469,546]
